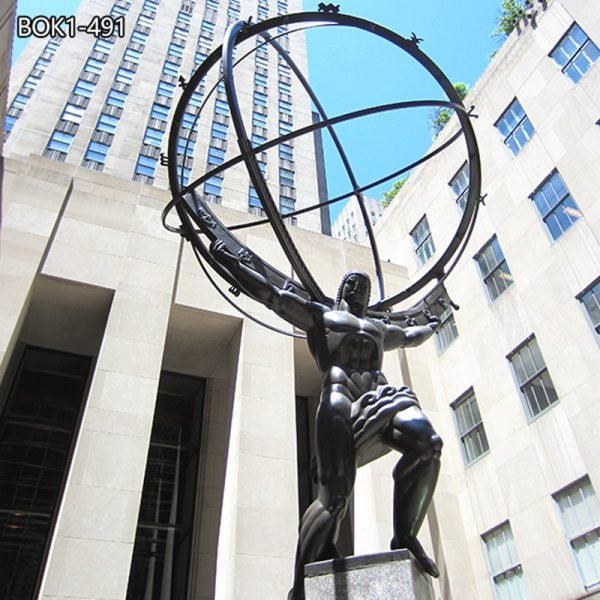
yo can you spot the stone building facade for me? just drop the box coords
[375,1,600,598]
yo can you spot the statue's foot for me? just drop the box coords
[391,534,440,578]
[287,588,304,600]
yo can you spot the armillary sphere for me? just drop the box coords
[162,10,482,338]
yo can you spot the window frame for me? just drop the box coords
[576,277,600,336]
[550,23,600,84]
[410,215,435,268]
[449,161,469,212]
[530,170,581,241]
[495,98,534,156]
[474,235,514,301]
[435,306,459,353]
[451,388,490,466]
[507,335,559,420]
[553,476,600,590]
[481,521,528,600]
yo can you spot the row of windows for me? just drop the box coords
[448,334,555,470]
[45,27,125,160]
[494,22,598,158]
[134,0,191,184]
[482,476,600,597]
[4,37,63,138]
[435,237,597,355]
[84,4,155,171]
[415,168,591,353]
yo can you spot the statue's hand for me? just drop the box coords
[423,309,441,330]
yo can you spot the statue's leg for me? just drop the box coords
[383,405,442,577]
[289,390,356,600]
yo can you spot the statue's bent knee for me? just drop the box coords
[328,494,349,518]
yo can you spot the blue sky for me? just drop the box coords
[11,0,504,222]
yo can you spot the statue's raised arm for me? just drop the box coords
[381,310,441,351]
[210,240,325,331]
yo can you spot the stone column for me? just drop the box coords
[36,174,180,599]
[214,320,299,600]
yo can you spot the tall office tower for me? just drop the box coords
[1,2,415,600]
[331,195,384,245]
[4,0,327,232]
[376,1,600,598]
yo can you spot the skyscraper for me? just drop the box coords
[2,1,373,599]
[4,0,326,232]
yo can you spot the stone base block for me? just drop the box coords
[304,550,434,600]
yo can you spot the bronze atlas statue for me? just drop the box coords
[162,8,481,600]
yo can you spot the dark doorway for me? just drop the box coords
[0,346,92,600]
[126,371,206,600]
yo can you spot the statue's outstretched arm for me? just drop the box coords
[383,311,440,350]
[210,240,322,331]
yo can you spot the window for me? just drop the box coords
[168,43,184,57]
[107,88,128,107]
[482,522,528,600]
[435,306,458,352]
[204,175,222,197]
[451,390,489,465]
[449,162,469,212]
[62,103,85,123]
[177,136,195,156]
[131,30,148,45]
[150,103,169,121]
[554,477,600,589]
[279,99,292,115]
[248,186,262,209]
[22,75,40,89]
[143,127,164,147]
[410,216,435,267]
[551,23,599,84]
[97,113,119,133]
[11,94,29,110]
[84,141,110,163]
[280,167,294,187]
[508,336,558,419]
[252,133,266,148]
[47,129,75,153]
[253,91,268,107]
[279,143,293,161]
[214,99,229,116]
[495,99,534,156]
[254,72,268,87]
[115,67,135,84]
[124,48,142,63]
[207,145,225,165]
[182,112,197,129]
[135,154,158,177]
[4,115,17,133]
[531,171,581,240]
[279,120,292,136]
[280,194,295,215]
[189,87,204,107]
[211,121,228,140]
[578,279,600,335]
[94,38,113,54]
[84,58,105,75]
[157,80,175,97]
[252,111,267,128]
[475,236,513,300]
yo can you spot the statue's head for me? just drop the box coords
[336,271,371,317]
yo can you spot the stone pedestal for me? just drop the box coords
[304,550,435,600]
